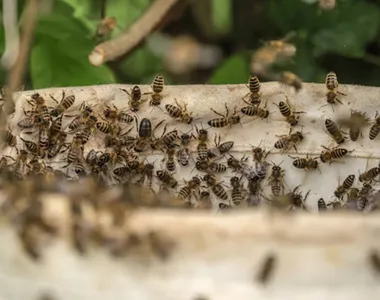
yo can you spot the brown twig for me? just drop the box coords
[88,0,181,66]
[3,0,39,117]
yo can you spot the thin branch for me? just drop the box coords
[1,0,20,70]
[3,0,39,117]
[88,0,181,66]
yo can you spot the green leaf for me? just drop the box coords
[59,0,94,31]
[211,0,232,35]
[312,2,380,57]
[208,54,248,84]
[31,13,115,88]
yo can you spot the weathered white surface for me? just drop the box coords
[2,82,380,299]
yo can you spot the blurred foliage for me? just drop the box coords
[0,0,380,89]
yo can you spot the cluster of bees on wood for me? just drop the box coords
[1,65,380,260]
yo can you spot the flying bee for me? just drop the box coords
[156,170,178,188]
[279,71,302,91]
[334,174,355,199]
[62,135,84,168]
[96,16,117,40]
[49,91,75,117]
[242,75,262,106]
[274,95,305,126]
[208,103,241,128]
[337,110,369,141]
[359,167,380,183]
[202,174,229,201]
[318,198,327,212]
[325,118,345,144]
[150,74,164,106]
[369,111,380,140]
[241,105,269,119]
[289,154,320,172]
[177,176,201,202]
[267,161,285,196]
[230,176,247,207]
[274,130,304,152]
[120,85,149,112]
[165,99,194,124]
[256,252,277,285]
[325,71,346,107]
[208,134,234,158]
[319,146,351,164]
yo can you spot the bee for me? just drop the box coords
[195,159,227,173]
[17,115,38,129]
[197,190,212,210]
[274,96,305,126]
[203,174,228,201]
[341,110,369,141]
[151,125,179,151]
[230,176,247,207]
[102,104,134,124]
[208,134,234,158]
[242,75,262,106]
[27,93,52,125]
[176,131,192,166]
[318,198,327,211]
[227,155,257,180]
[48,115,63,146]
[334,174,355,199]
[289,154,320,172]
[47,131,67,159]
[208,103,241,128]
[177,176,201,202]
[38,123,50,150]
[134,118,164,152]
[120,85,149,112]
[78,115,97,145]
[20,137,43,157]
[62,135,83,168]
[274,130,304,152]
[325,119,345,144]
[256,252,277,285]
[2,129,17,149]
[150,74,164,106]
[96,16,117,40]
[67,102,94,132]
[267,162,285,196]
[165,99,194,124]
[196,125,209,143]
[369,111,380,140]
[288,186,310,211]
[136,161,155,187]
[359,167,380,183]
[241,105,269,119]
[279,71,302,92]
[325,71,346,107]
[74,158,86,176]
[156,170,178,188]
[319,146,351,164]
[163,144,177,172]
[49,91,75,117]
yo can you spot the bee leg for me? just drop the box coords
[120,88,131,96]
[210,108,225,118]
[337,91,347,96]
[336,98,343,105]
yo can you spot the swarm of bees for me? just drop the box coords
[1,69,380,262]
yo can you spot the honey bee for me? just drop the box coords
[241,105,269,119]
[176,131,192,166]
[67,102,94,132]
[318,198,327,211]
[136,161,155,187]
[38,123,50,151]
[325,71,346,107]
[334,174,355,199]
[325,118,345,144]
[156,170,178,188]
[230,176,247,207]
[195,159,227,173]
[165,99,194,124]
[196,190,212,210]
[256,253,277,285]
[177,176,201,202]
[279,71,302,92]
[27,93,52,125]
[49,91,75,117]
[150,74,164,106]
[62,135,84,168]
[274,130,304,152]
[319,145,351,164]
[77,115,97,145]
[163,144,177,172]
[267,162,285,196]
[208,103,241,128]
[208,134,234,158]
[96,16,117,40]
[17,115,39,129]
[359,167,380,183]
[20,137,44,157]
[287,186,310,211]
[369,111,380,140]
[134,118,164,152]
[151,125,179,151]
[274,95,305,126]
[202,174,229,201]
[289,154,320,172]
[242,75,262,106]
[2,128,17,150]
[337,110,369,141]
[102,103,134,124]
[47,131,67,159]
[121,85,149,112]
